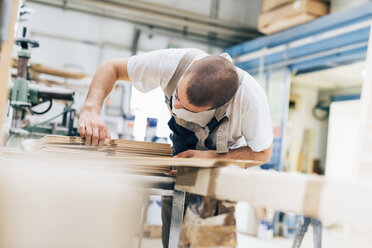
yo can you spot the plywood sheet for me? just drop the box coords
[33,135,173,157]
[29,135,259,169]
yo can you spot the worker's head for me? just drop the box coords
[174,55,239,112]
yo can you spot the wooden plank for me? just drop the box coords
[0,0,18,145]
[12,58,89,80]
[175,167,372,228]
[2,135,261,170]
[32,135,173,156]
[107,156,259,168]
[0,148,171,176]
[30,62,89,79]
[11,58,90,79]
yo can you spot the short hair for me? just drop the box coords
[184,55,239,109]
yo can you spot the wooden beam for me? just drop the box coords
[0,0,19,145]
[12,58,90,79]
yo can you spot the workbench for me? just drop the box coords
[2,148,372,247]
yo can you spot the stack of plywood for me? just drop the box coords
[31,135,113,156]
[110,139,173,157]
[13,135,259,176]
[258,0,330,34]
[32,135,173,158]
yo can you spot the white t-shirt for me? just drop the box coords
[127,48,273,152]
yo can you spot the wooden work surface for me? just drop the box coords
[3,136,372,231]
[174,166,372,229]
[29,135,260,169]
[0,135,260,177]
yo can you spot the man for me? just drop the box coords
[79,48,273,247]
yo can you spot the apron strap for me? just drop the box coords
[164,50,200,99]
[216,116,230,153]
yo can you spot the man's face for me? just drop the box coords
[173,74,211,113]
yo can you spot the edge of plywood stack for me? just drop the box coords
[18,135,261,175]
[32,135,173,157]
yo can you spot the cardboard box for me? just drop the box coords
[262,0,330,13]
[258,0,329,34]
[262,0,295,13]
[143,223,162,238]
[179,208,237,247]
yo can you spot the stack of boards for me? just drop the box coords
[11,135,259,176]
[26,135,173,175]
[32,135,173,157]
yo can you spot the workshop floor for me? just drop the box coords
[137,226,344,248]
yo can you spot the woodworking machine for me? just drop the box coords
[6,28,77,146]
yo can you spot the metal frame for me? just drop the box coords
[169,190,186,248]
[134,176,186,248]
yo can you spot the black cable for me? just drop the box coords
[29,99,53,115]
[26,98,75,130]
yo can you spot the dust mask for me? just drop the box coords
[172,94,215,127]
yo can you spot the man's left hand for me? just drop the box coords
[175,149,217,158]
[169,150,215,177]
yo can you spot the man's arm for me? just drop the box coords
[175,145,273,166]
[79,58,129,147]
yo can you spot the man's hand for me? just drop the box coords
[77,58,129,147]
[78,110,111,147]
[175,146,272,166]
[170,150,216,177]
[175,149,217,158]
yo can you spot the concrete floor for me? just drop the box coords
[137,226,345,248]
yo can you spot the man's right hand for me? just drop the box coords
[78,109,111,147]
[77,58,129,147]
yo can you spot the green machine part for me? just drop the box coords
[10,78,29,107]
[10,49,34,108]
[28,84,40,105]
[10,80,40,108]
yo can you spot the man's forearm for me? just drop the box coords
[79,58,129,147]
[176,145,273,166]
[215,146,272,165]
[83,61,120,113]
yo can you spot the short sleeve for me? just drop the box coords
[127,48,206,93]
[242,92,273,152]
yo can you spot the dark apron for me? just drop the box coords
[163,51,237,156]
[167,97,225,155]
